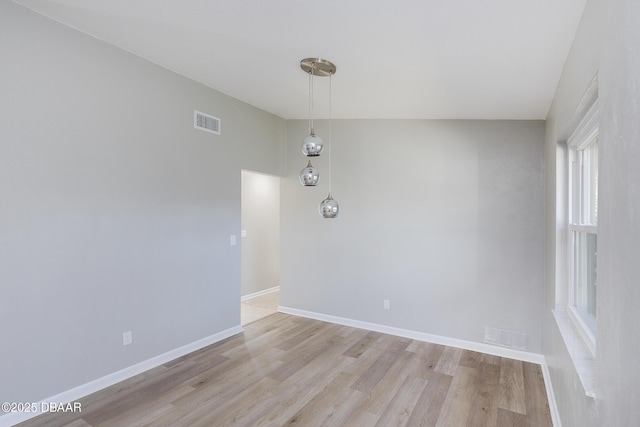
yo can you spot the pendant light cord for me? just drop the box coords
[328,73,332,196]
[308,66,314,134]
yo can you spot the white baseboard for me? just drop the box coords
[540,359,562,427]
[241,286,279,302]
[0,325,243,427]
[278,306,545,364]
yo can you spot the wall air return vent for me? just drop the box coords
[194,110,221,135]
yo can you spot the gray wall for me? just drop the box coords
[281,119,545,353]
[241,170,280,296]
[598,0,640,424]
[543,0,640,425]
[0,2,284,403]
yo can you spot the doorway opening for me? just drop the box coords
[240,170,280,325]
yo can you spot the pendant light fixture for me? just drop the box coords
[298,58,338,218]
[298,160,319,186]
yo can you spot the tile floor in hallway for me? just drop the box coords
[241,289,279,325]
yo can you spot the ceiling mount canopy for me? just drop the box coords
[300,58,336,77]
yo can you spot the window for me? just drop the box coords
[567,100,599,353]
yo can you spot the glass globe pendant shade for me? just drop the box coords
[299,160,320,186]
[302,132,324,157]
[319,193,339,218]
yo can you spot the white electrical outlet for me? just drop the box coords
[383,299,391,310]
[230,235,237,246]
[123,330,132,346]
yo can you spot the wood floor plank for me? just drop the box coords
[277,322,342,363]
[16,314,554,427]
[351,338,411,394]
[481,352,502,365]
[254,337,360,425]
[283,372,364,426]
[252,357,355,425]
[435,365,478,426]
[374,375,427,427]
[343,410,380,426]
[352,351,417,416]
[187,346,285,393]
[229,320,360,426]
[144,407,190,427]
[466,362,501,426]
[498,357,527,414]
[522,361,553,426]
[267,324,345,382]
[220,319,300,359]
[64,420,93,427]
[13,410,80,427]
[190,377,281,427]
[341,334,390,378]
[496,407,530,427]
[335,324,362,338]
[275,319,332,352]
[404,340,445,380]
[95,384,194,427]
[459,349,484,369]
[343,330,381,358]
[405,371,453,426]
[83,358,221,425]
[171,349,286,414]
[434,346,463,376]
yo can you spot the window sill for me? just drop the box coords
[552,309,596,398]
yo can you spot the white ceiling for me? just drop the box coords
[14,0,587,120]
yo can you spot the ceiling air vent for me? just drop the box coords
[194,110,221,135]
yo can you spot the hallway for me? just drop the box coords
[241,289,279,325]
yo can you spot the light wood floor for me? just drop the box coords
[18,313,552,427]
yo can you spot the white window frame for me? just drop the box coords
[566,99,599,357]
